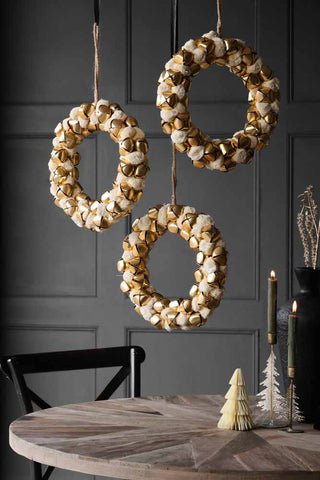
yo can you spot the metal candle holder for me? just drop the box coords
[283,369,304,434]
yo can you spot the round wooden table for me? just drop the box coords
[9,395,320,479]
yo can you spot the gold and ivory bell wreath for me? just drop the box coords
[49,11,149,232]
[157,30,280,172]
[49,100,149,232]
[118,204,228,331]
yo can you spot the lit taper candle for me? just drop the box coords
[268,270,277,344]
[288,300,297,378]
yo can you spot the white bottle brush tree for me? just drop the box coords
[218,368,253,431]
[257,350,287,421]
[287,384,305,423]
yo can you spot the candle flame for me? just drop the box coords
[270,270,276,279]
[292,300,297,313]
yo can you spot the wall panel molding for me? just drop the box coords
[126,327,259,394]
[287,132,320,297]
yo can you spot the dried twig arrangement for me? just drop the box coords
[297,185,320,269]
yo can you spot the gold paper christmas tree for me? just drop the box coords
[218,368,254,431]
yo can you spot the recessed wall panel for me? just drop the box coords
[291,135,320,293]
[3,0,95,105]
[291,0,320,102]
[2,137,97,297]
[129,329,257,396]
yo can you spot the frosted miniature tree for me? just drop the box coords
[257,351,287,421]
[286,384,305,423]
[218,368,253,431]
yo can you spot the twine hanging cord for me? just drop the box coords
[171,143,177,205]
[216,0,222,36]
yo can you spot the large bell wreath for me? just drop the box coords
[157,30,279,172]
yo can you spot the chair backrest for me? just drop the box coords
[1,346,145,480]
[0,346,146,415]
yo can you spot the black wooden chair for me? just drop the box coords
[0,345,146,480]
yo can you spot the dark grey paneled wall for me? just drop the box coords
[1,1,320,479]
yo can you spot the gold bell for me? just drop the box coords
[71,153,80,165]
[247,107,261,123]
[150,314,162,329]
[182,213,198,232]
[148,205,162,219]
[180,299,192,313]
[173,49,194,65]
[212,247,227,265]
[189,236,199,250]
[162,121,172,135]
[117,259,126,272]
[93,216,110,229]
[63,199,76,216]
[194,269,203,282]
[119,138,134,155]
[162,69,184,87]
[203,142,220,162]
[106,201,123,215]
[180,229,190,241]
[139,230,156,246]
[168,222,179,234]
[260,65,273,81]
[135,139,148,153]
[167,204,183,221]
[173,112,191,131]
[120,163,135,177]
[196,252,205,265]
[196,37,214,53]
[109,103,121,113]
[156,92,178,110]
[56,183,73,199]
[120,281,130,293]
[189,313,202,327]
[224,38,239,55]
[51,149,68,164]
[79,103,95,119]
[189,285,198,297]
[132,243,149,257]
[120,183,135,200]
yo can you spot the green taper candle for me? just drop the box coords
[288,300,297,378]
[267,270,277,344]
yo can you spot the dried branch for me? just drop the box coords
[297,186,320,269]
[297,210,310,267]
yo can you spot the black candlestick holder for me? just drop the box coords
[283,373,304,434]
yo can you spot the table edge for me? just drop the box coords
[9,427,319,480]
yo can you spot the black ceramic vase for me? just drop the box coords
[277,267,320,422]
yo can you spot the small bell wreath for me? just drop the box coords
[49,100,149,232]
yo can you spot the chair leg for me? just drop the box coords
[130,347,141,398]
[30,461,42,480]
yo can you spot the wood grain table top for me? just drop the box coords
[9,395,320,479]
